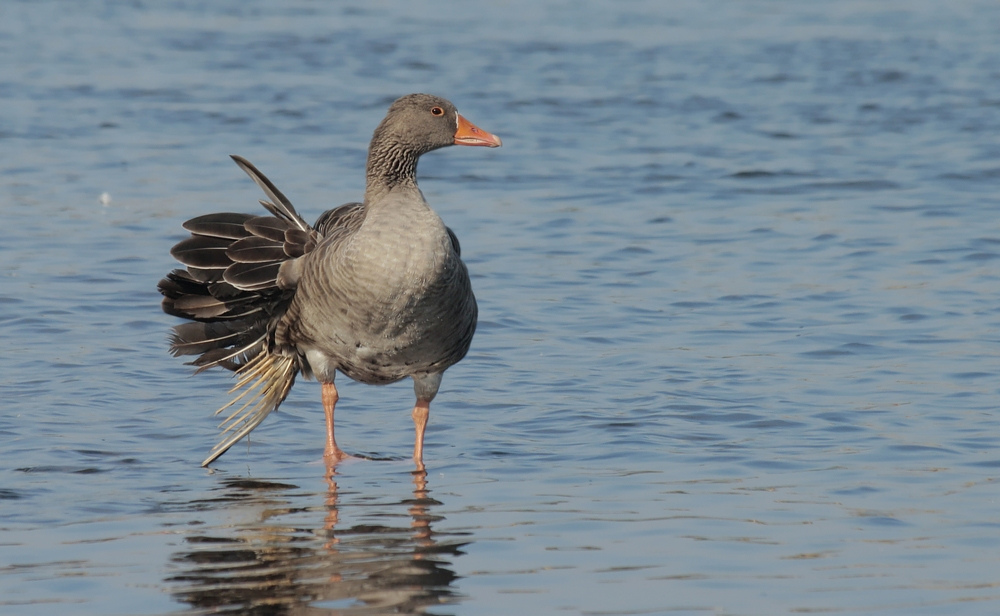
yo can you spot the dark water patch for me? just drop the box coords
[715,110,742,121]
[813,411,857,423]
[745,319,791,330]
[966,459,1000,468]
[872,203,931,212]
[856,515,907,527]
[184,535,246,545]
[901,336,960,345]
[950,372,994,380]
[745,459,806,471]
[718,294,772,302]
[74,449,120,458]
[222,478,300,491]
[800,347,855,358]
[687,234,743,247]
[743,419,805,430]
[603,245,655,258]
[920,208,967,218]
[642,172,685,183]
[736,179,902,195]
[963,252,1000,262]
[830,486,881,496]
[16,466,105,475]
[729,169,777,178]
[820,424,866,434]
[581,336,615,345]
[677,411,764,424]
[840,342,880,353]
[118,87,191,102]
[938,167,1000,181]
[888,444,956,455]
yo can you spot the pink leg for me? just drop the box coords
[322,382,348,461]
[412,399,430,470]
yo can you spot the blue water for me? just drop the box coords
[3,1,1000,614]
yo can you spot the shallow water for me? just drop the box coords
[3,0,1000,614]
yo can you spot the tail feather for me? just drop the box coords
[159,156,331,465]
[161,277,267,321]
[169,293,236,318]
[169,321,246,355]
[190,343,261,372]
[169,321,267,371]
[201,352,297,467]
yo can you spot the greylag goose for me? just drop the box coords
[158,93,501,468]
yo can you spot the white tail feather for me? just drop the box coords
[201,351,297,467]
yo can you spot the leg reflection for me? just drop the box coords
[168,471,468,613]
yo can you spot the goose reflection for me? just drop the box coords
[167,468,466,614]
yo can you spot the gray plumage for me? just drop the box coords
[158,93,501,466]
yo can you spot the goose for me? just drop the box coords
[158,93,501,468]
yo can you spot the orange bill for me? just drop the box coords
[454,113,502,147]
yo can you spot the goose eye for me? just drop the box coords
[430,106,445,116]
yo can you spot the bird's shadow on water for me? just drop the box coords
[165,467,468,615]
